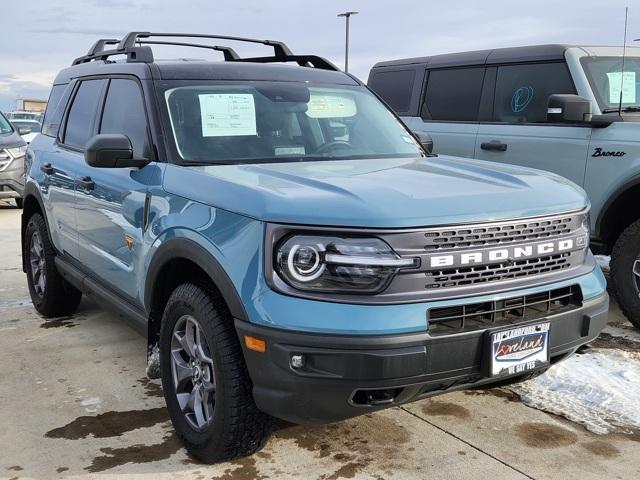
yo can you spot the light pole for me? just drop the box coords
[337,11,358,72]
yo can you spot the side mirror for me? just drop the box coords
[84,134,147,168]
[18,127,30,135]
[414,132,434,155]
[547,95,592,124]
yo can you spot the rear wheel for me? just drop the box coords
[610,219,640,329]
[24,213,82,317]
[160,282,272,462]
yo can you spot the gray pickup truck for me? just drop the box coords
[369,44,640,328]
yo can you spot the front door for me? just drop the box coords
[74,78,157,302]
[474,62,591,187]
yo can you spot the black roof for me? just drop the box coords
[53,60,357,85]
[372,44,570,69]
[54,31,355,86]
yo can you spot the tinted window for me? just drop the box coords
[64,80,105,148]
[421,68,485,121]
[369,69,415,112]
[42,84,70,137]
[493,63,576,123]
[100,79,149,158]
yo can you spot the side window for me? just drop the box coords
[100,79,149,158]
[493,63,576,123]
[369,69,415,112]
[42,84,70,137]
[63,79,105,149]
[421,68,485,122]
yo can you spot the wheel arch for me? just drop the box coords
[144,238,248,362]
[595,176,640,254]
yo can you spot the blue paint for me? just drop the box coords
[511,86,534,113]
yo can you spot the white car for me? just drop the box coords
[10,119,41,144]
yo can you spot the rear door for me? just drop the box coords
[403,67,486,158]
[474,62,591,186]
[48,79,106,260]
[74,77,157,302]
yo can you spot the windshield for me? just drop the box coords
[580,56,640,111]
[11,121,41,133]
[160,81,423,164]
[0,112,13,134]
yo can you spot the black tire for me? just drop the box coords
[24,213,82,317]
[610,219,640,329]
[15,197,23,209]
[160,282,272,463]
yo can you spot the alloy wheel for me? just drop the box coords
[29,230,46,297]
[171,315,216,430]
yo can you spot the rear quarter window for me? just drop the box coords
[42,84,71,137]
[421,67,485,122]
[369,69,416,113]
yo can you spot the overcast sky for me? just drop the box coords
[0,0,638,111]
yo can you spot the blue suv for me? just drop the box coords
[22,33,608,463]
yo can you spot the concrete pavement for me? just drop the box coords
[0,203,638,479]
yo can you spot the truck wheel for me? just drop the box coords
[15,198,23,209]
[24,213,82,317]
[159,282,272,462]
[610,219,640,329]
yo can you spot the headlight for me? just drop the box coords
[6,146,26,158]
[0,150,12,170]
[275,235,418,294]
[580,211,591,249]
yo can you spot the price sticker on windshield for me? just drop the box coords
[607,71,636,104]
[198,93,257,137]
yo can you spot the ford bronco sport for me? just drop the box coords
[22,33,608,463]
[369,44,640,328]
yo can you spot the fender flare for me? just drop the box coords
[144,237,248,321]
[595,174,640,241]
[21,181,50,272]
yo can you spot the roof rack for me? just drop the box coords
[71,32,340,71]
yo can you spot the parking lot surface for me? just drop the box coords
[0,204,638,480]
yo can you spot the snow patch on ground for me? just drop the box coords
[510,348,640,434]
[79,397,102,413]
[594,255,610,273]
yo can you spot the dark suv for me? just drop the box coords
[22,33,608,463]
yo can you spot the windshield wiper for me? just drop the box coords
[602,106,640,113]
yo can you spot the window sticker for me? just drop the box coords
[306,94,357,118]
[607,72,636,104]
[274,146,306,156]
[511,86,534,113]
[198,93,257,137]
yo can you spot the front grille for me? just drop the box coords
[427,285,582,336]
[426,253,573,289]
[423,216,574,251]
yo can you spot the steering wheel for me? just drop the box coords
[315,141,354,155]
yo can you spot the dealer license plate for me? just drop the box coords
[490,322,550,377]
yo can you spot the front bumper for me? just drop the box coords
[236,291,608,424]
[0,156,25,198]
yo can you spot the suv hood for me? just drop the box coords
[163,156,588,228]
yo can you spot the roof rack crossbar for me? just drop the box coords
[72,32,338,71]
[138,40,240,61]
[119,32,293,58]
[87,38,120,56]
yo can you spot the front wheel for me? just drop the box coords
[159,283,272,462]
[610,219,640,329]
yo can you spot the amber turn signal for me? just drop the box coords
[244,335,266,353]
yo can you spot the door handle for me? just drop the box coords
[77,176,95,191]
[40,163,54,175]
[481,141,508,152]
